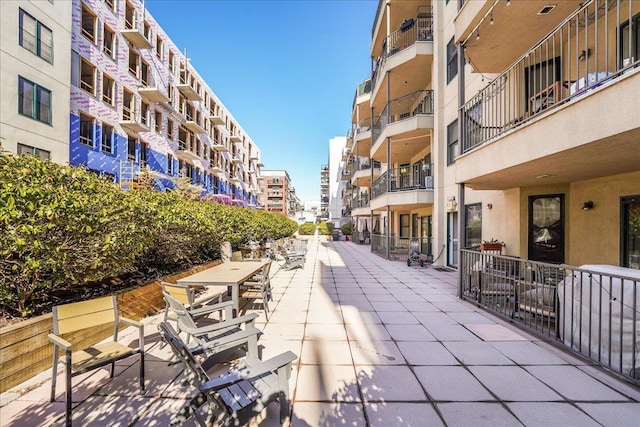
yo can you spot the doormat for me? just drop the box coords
[433,267,453,272]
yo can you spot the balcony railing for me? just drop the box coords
[373,6,433,87]
[371,235,433,261]
[460,249,639,385]
[372,90,434,145]
[352,78,372,110]
[352,194,369,209]
[461,0,640,154]
[371,163,434,199]
[354,116,372,134]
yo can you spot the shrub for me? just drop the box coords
[341,223,353,235]
[298,223,316,235]
[317,221,334,235]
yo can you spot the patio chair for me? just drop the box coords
[162,291,260,358]
[277,246,305,271]
[49,295,145,427]
[161,281,225,324]
[240,261,273,320]
[158,322,297,427]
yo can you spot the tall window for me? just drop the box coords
[101,123,114,153]
[140,141,148,164]
[154,110,162,133]
[19,9,53,63]
[102,73,115,106]
[620,14,640,68]
[122,88,134,120]
[168,50,174,73]
[621,195,640,269]
[18,77,51,124]
[446,38,458,83]
[167,153,174,175]
[104,0,115,12]
[79,113,95,147]
[447,119,459,165]
[140,60,149,85]
[156,37,163,60]
[80,59,96,95]
[141,101,150,126]
[167,118,174,140]
[400,214,410,238]
[17,143,50,160]
[465,203,482,248]
[81,4,97,44]
[127,136,137,161]
[102,24,115,59]
[128,48,139,77]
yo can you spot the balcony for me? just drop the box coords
[209,114,224,125]
[183,120,206,134]
[208,164,224,174]
[176,82,201,101]
[231,155,243,164]
[211,139,228,152]
[176,141,199,161]
[351,160,381,189]
[457,0,640,189]
[229,133,242,143]
[371,90,434,161]
[370,165,434,211]
[137,77,169,103]
[119,106,149,133]
[121,27,152,50]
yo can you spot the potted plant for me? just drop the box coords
[480,238,504,251]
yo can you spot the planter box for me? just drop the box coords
[0,260,220,393]
[480,243,503,252]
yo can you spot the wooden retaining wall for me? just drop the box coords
[0,260,221,393]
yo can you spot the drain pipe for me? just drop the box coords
[457,42,466,298]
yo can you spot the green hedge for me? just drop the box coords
[317,221,334,235]
[0,153,297,317]
[298,223,316,235]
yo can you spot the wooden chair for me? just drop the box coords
[240,261,273,320]
[231,251,243,262]
[48,295,145,427]
[158,322,297,427]
[277,246,305,271]
[162,291,260,358]
[161,281,225,324]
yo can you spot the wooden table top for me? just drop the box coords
[177,261,267,286]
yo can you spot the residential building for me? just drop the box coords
[0,0,72,163]
[348,0,639,271]
[1,0,262,207]
[328,136,347,227]
[259,170,294,216]
[319,164,330,221]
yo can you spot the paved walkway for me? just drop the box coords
[1,237,639,426]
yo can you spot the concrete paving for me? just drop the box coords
[2,237,639,426]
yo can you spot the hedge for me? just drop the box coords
[0,153,297,317]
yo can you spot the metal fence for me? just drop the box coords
[371,235,432,261]
[461,0,640,154]
[460,249,639,384]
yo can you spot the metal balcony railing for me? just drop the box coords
[372,90,434,145]
[373,6,434,87]
[371,163,434,199]
[461,0,640,155]
[351,194,370,209]
[354,116,372,134]
[460,249,639,385]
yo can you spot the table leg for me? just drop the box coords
[232,284,239,317]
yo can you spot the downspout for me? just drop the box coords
[457,42,466,297]
[385,73,391,261]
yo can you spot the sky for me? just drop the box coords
[145,0,377,201]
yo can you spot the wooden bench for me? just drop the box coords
[48,295,145,427]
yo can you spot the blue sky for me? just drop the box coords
[145,0,377,201]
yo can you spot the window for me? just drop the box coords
[620,14,640,68]
[143,21,151,41]
[154,110,161,133]
[400,214,410,238]
[122,88,134,120]
[127,136,137,161]
[19,9,53,63]
[156,37,163,60]
[104,0,115,12]
[465,203,482,248]
[621,195,640,268]
[167,118,174,139]
[101,123,114,153]
[140,141,148,164]
[79,113,95,147]
[141,101,150,126]
[18,77,51,124]
[80,58,96,95]
[102,73,115,106]
[102,24,115,59]
[167,153,174,175]
[446,38,458,83]
[17,143,50,160]
[168,50,174,73]
[447,119,458,165]
[140,60,149,85]
[124,1,136,30]
[81,4,97,44]
[128,48,139,76]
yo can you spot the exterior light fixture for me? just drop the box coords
[506,0,511,6]
[582,201,594,211]
[476,31,480,40]
[490,13,494,25]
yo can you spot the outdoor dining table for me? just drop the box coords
[177,260,267,315]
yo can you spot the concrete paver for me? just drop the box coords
[1,237,638,426]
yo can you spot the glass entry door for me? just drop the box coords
[528,194,564,263]
[448,212,458,267]
[621,195,640,269]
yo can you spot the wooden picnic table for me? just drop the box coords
[177,261,267,315]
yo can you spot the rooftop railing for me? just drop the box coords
[461,0,639,154]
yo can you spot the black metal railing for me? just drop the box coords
[371,235,433,261]
[460,249,639,384]
[461,0,640,154]
[372,90,434,146]
[371,164,434,199]
[352,194,369,209]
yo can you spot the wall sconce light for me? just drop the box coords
[578,48,591,61]
[487,203,493,209]
[582,201,594,211]
[447,196,458,211]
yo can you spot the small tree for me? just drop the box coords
[341,223,353,236]
[171,169,203,199]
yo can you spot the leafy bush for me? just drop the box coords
[298,223,316,235]
[317,221,334,235]
[341,223,353,235]
[0,153,297,317]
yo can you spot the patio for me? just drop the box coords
[1,237,639,426]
